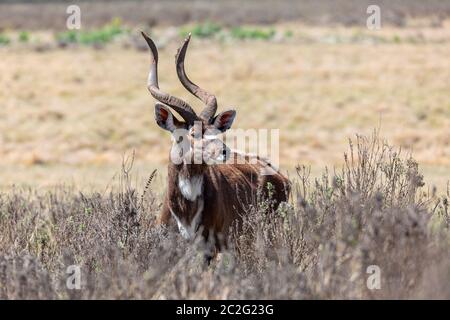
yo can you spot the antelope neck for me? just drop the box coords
[175,163,205,202]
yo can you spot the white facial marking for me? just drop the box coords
[169,199,204,240]
[215,153,226,162]
[178,175,203,201]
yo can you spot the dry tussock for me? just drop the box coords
[0,133,449,299]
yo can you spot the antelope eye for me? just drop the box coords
[176,136,183,143]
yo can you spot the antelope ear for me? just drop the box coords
[213,110,236,132]
[155,103,177,132]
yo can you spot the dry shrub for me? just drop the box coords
[0,132,449,299]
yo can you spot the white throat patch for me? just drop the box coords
[170,199,204,240]
[178,175,204,201]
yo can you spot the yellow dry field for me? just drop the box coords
[0,25,449,192]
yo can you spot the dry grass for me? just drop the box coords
[1,134,449,299]
[0,24,449,190]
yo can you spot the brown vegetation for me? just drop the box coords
[0,134,449,299]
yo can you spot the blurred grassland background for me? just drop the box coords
[0,0,449,192]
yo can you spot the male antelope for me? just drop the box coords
[142,32,290,259]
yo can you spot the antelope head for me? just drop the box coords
[142,32,236,166]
